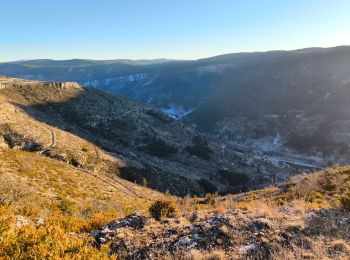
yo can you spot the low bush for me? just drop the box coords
[185,135,213,160]
[217,170,250,187]
[204,193,216,206]
[198,179,218,194]
[340,193,350,211]
[146,137,178,158]
[185,145,213,160]
[149,200,178,221]
[213,207,225,214]
[145,110,173,124]
[320,173,338,192]
[58,196,75,215]
[306,191,324,203]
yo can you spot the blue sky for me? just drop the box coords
[1,0,350,61]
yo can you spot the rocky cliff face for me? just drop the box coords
[54,81,82,89]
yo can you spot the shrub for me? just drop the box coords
[58,196,75,215]
[306,191,324,203]
[198,179,217,194]
[192,135,208,146]
[340,193,350,211]
[213,207,225,214]
[185,135,213,160]
[320,173,338,192]
[204,193,216,206]
[274,196,286,206]
[0,206,14,236]
[119,167,141,183]
[331,240,350,253]
[217,170,250,187]
[149,200,178,220]
[146,137,178,158]
[80,213,116,232]
[185,145,213,160]
[145,110,173,124]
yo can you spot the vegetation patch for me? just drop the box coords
[197,178,218,194]
[340,188,350,211]
[217,170,250,187]
[149,200,178,220]
[0,127,43,152]
[145,109,173,124]
[145,137,178,157]
[185,135,213,160]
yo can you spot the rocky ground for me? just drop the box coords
[85,165,350,259]
[88,207,350,259]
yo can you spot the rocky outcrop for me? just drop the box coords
[45,81,82,89]
[87,207,350,259]
[90,211,235,258]
[90,213,146,249]
[0,131,43,151]
[59,82,82,89]
[15,215,45,228]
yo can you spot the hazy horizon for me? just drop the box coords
[2,44,350,63]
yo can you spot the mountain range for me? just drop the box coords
[2,46,350,166]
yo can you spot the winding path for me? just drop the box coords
[39,129,56,154]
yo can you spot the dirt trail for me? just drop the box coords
[39,129,56,154]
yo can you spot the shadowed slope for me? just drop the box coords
[0,77,290,196]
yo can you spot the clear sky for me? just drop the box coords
[1,0,350,61]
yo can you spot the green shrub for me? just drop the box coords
[149,200,178,220]
[58,196,75,215]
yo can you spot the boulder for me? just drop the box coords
[251,218,273,230]
[15,215,45,228]
[15,215,32,228]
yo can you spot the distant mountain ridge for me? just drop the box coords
[4,58,175,67]
[1,46,350,164]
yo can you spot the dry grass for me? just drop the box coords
[182,250,225,260]
[0,147,167,258]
